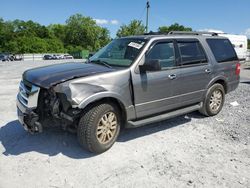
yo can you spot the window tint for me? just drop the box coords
[147,42,175,69]
[177,41,207,66]
[207,39,238,63]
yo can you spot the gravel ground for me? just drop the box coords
[0,61,250,188]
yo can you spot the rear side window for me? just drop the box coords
[206,39,238,63]
[177,40,207,66]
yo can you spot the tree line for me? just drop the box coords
[0,14,194,54]
[0,14,111,54]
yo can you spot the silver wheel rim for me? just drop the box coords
[209,89,222,112]
[96,112,117,144]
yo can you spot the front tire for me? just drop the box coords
[199,83,225,116]
[77,103,121,153]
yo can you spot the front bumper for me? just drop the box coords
[17,94,42,133]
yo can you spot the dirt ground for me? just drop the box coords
[0,60,250,188]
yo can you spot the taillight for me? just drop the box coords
[235,62,240,75]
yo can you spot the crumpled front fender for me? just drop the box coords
[53,69,136,120]
[54,82,107,106]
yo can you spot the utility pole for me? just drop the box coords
[146,0,150,33]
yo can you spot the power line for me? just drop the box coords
[138,4,147,21]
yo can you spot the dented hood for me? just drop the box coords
[23,62,114,88]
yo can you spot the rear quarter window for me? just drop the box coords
[206,39,238,63]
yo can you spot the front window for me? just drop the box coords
[89,38,147,67]
[146,42,176,69]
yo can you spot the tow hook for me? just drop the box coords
[33,122,43,133]
[28,112,43,134]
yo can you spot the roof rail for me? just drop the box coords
[143,31,161,35]
[143,31,219,36]
[168,31,218,36]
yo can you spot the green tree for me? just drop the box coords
[98,28,111,48]
[65,14,110,51]
[0,20,15,52]
[116,20,145,38]
[45,38,65,53]
[0,15,111,54]
[248,39,250,49]
[48,24,66,43]
[12,36,48,53]
[0,19,56,53]
[12,19,52,39]
[0,18,5,51]
[66,45,85,54]
[158,23,192,34]
[4,35,65,54]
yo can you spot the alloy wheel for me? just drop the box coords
[96,112,117,144]
[209,89,223,112]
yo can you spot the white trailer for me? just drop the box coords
[218,33,248,61]
[247,49,250,62]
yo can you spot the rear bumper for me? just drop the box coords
[16,95,42,133]
[227,79,240,93]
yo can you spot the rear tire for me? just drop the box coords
[199,83,225,116]
[77,103,121,153]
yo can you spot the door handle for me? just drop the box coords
[168,74,177,80]
[205,69,211,74]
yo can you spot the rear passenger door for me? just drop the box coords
[174,39,212,106]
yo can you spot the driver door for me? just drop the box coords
[132,40,182,118]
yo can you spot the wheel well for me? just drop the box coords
[213,80,228,93]
[84,97,127,127]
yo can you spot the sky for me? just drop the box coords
[1,0,250,38]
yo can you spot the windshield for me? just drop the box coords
[89,38,146,67]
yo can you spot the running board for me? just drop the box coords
[126,103,202,128]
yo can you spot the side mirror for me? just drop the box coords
[139,59,161,72]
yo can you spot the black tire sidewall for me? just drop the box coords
[77,103,121,153]
[90,104,120,152]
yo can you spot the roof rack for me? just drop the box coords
[143,31,219,36]
[168,31,218,36]
[143,31,161,35]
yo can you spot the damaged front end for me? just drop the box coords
[16,79,81,133]
[16,62,132,133]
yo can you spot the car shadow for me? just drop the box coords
[0,120,95,159]
[240,81,250,85]
[0,112,199,158]
[118,113,200,142]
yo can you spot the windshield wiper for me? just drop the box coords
[89,59,112,68]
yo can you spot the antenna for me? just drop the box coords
[146,0,150,33]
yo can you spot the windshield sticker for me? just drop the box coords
[128,42,144,49]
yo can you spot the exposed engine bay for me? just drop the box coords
[35,88,82,132]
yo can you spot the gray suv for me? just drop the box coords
[16,31,240,153]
